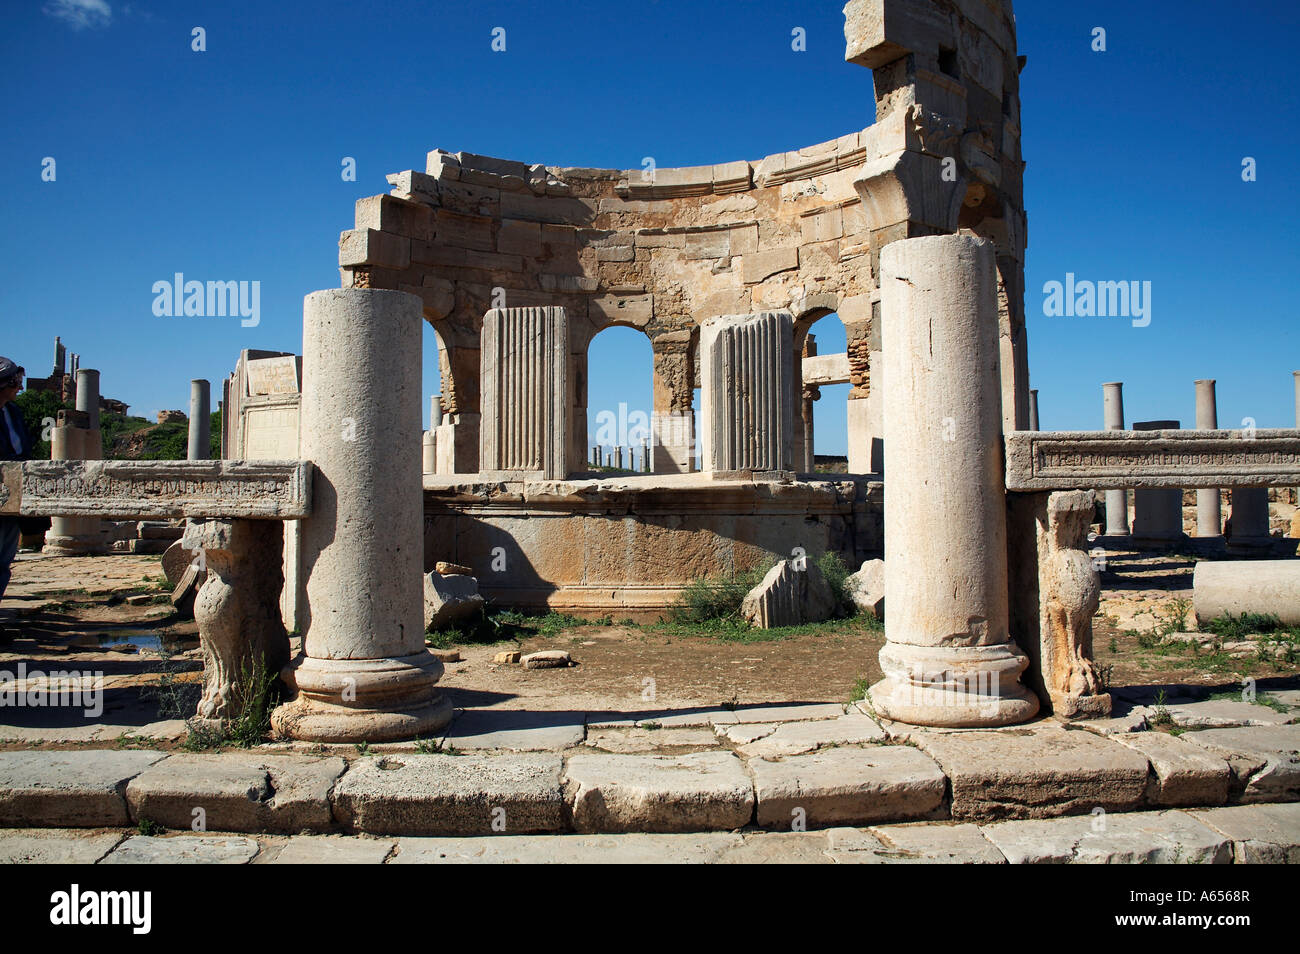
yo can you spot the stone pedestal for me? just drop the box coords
[1227,487,1272,553]
[870,235,1037,728]
[1102,382,1129,536]
[272,288,452,742]
[1131,420,1185,546]
[479,306,569,479]
[188,379,211,461]
[700,311,795,473]
[1007,491,1111,719]
[1194,380,1222,538]
[183,519,290,723]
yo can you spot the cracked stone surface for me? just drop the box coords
[980,810,1232,864]
[735,712,885,759]
[1179,725,1300,802]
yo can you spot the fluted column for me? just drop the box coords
[700,311,795,473]
[479,306,569,479]
[870,234,1037,728]
[272,288,452,742]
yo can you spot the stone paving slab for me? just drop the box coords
[715,830,835,864]
[261,835,396,864]
[1190,803,1300,863]
[126,753,345,834]
[912,724,1150,820]
[584,726,718,753]
[0,828,123,863]
[1112,731,1231,806]
[735,713,885,759]
[441,709,585,751]
[587,702,844,730]
[392,832,745,864]
[563,751,754,833]
[333,753,565,836]
[861,822,1005,864]
[1166,699,1295,728]
[749,744,946,828]
[980,810,1232,864]
[0,750,166,827]
[99,834,261,864]
[1179,725,1300,803]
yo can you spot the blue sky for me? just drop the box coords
[2,0,1297,457]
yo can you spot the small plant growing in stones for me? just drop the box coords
[137,818,164,836]
[1150,688,1174,727]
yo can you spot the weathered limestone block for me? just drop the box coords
[563,752,754,833]
[423,571,485,631]
[700,311,795,473]
[741,559,837,628]
[182,518,291,723]
[1193,561,1300,627]
[479,306,570,479]
[844,557,884,619]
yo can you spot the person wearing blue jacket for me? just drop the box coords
[0,356,33,614]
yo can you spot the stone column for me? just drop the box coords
[479,306,569,480]
[1131,420,1185,546]
[700,311,795,473]
[45,370,105,555]
[188,379,211,461]
[1101,382,1129,536]
[871,234,1038,727]
[1194,380,1222,538]
[272,288,453,742]
[1028,389,1040,431]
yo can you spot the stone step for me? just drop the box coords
[3,803,1295,864]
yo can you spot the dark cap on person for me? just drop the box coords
[0,357,24,385]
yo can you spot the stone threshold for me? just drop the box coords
[3,803,1297,864]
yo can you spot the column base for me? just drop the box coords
[271,652,454,743]
[42,535,108,557]
[870,642,1040,728]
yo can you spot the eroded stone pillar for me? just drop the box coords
[1102,382,1129,536]
[188,379,211,461]
[479,306,569,479]
[1131,420,1185,546]
[700,311,795,473]
[871,234,1037,727]
[1194,380,1222,539]
[45,369,105,555]
[272,288,452,742]
[651,334,695,474]
[183,519,290,723]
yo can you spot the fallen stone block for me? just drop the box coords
[435,561,472,576]
[913,724,1149,820]
[564,752,754,833]
[125,753,345,833]
[424,571,485,631]
[333,753,565,836]
[750,744,946,828]
[741,559,838,628]
[522,650,572,669]
[1190,802,1300,863]
[1179,725,1300,802]
[844,558,885,618]
[1113,732,1231,807]
[100,835,260,864]
[1194,561,1300,626]
[428,649,461,662]
[979,810,1232,864]
[493,651,521,664]
[0,750,166,828]
[170,561,206,616]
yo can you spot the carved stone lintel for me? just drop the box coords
[181,518,290,722]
